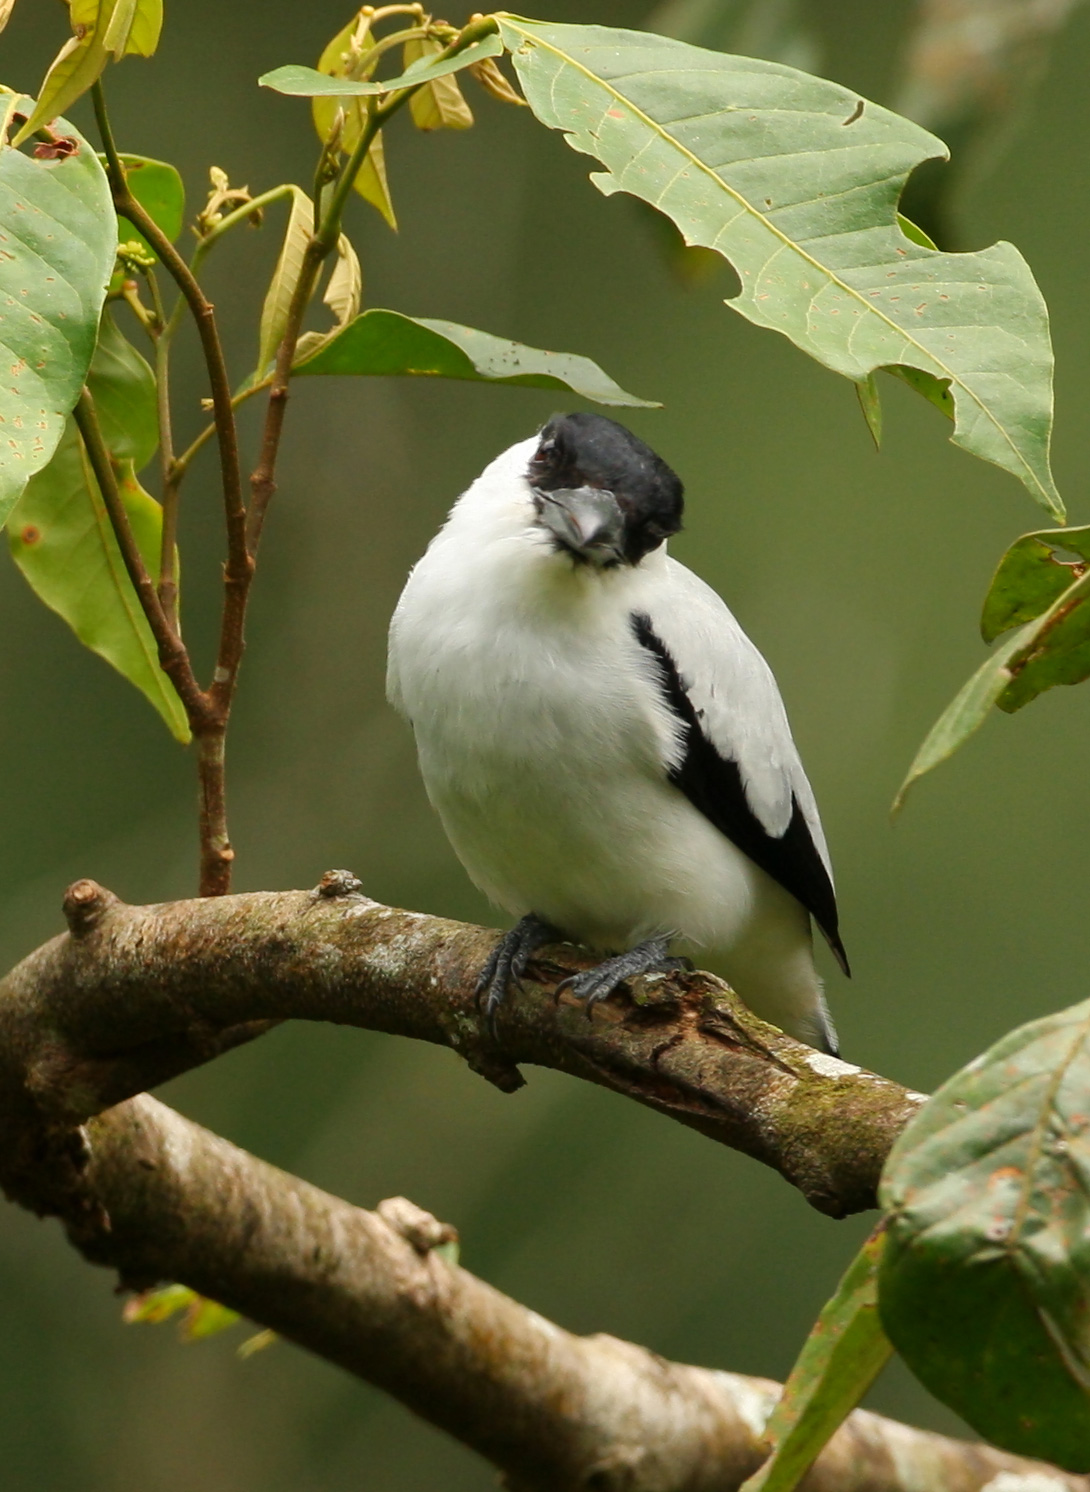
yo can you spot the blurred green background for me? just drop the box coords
[2,1,1089,1486]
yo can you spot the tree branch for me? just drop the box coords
[0,874,924,1217]
[12,1093,1085,1492]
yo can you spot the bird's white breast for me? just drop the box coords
[388,447,762,951]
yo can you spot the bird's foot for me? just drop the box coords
[556,936,692,1017]
[477,913,560,1030]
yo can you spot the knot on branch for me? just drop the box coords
[377,1195,458,1255]
[62,879,118,937]
[315,868,364,899]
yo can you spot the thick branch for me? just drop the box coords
[25,1094,1087,1492]
[0,876,924,1218]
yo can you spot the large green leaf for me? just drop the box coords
[880,1000,1090,1470]
[496,17,1061,517]
[0,109,114,526]
[740,1228,892,1492]
[294,308,657,406]
[7,420,189,741]
[86,307,157,470]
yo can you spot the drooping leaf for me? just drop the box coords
[86,307,157,470]
[7,420,189,741]
[496,18,1061,517]
[259,33,504,97]
[115,153,185,250]
[403,38,474,131]
[255,185,313,379]
[311,18,395,228]
[101,0,163,59]
[892,626,1030,812]
[292,233,362,366]
[740,1228,892,1492]
[294,308,657,407]
[0,0,17,37]
[981,524,1090,644]
[0,108,114,525]
[880,1000,1090,1470]
[13,0,162,147]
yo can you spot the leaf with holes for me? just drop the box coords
[740,1227,892,1492]
[497,17,1061,517]
[0,108,114,525]
[880,999,1090,1470]
[7,419,189,741]
[981,525,1090,644]
[294,308,656,406]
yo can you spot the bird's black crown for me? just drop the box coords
[527,412,684,564]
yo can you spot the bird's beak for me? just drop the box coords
[532,485,626,566]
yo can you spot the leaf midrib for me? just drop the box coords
[505,21,1046,504]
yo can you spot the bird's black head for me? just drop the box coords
[526,412,683,567]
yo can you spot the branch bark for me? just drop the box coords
[0,874,923,1219]
[21,1093,1088,1492]
[0,875,1082,1489]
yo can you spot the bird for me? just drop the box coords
[386,412,848,1054]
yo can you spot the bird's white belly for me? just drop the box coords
[414,664,762,955]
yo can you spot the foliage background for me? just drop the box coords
[2,0,1089,1486]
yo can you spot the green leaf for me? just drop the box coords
[497,18,1061,517]
[123,1284,241,1341]
[255,185,313,379]
[101,0,163,59]
[854,373,881,450]
[115,153,185,250]
[879,1000,1090,1471]
[310,19,395,229]
[740,1228,892,1492]
[12,33,109,147]
[892,626,1029,812]
[294,308,658,406]
[0,107,115,526]
[981,524,1090,644]
[86,307,157,470]
[259,34,503,97]
[898,559,1090,805]
[7,420,190,742]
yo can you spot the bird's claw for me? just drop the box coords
[477,914,559,1033]
[555,938,691,1019]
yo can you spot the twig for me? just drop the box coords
[71,392,207,727]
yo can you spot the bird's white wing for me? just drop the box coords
[634,556,847,972]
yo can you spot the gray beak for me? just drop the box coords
[533,485,625,566]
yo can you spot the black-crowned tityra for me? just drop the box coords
[387,413,847,1053]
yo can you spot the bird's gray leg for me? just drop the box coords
[477,913,561,1027]
[556,935,692,1016]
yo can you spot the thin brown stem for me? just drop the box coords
[72,390,208,728]
[93,80,246,894]
[195,729,232,895]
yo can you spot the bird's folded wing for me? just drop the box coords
[633,559,848,974]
